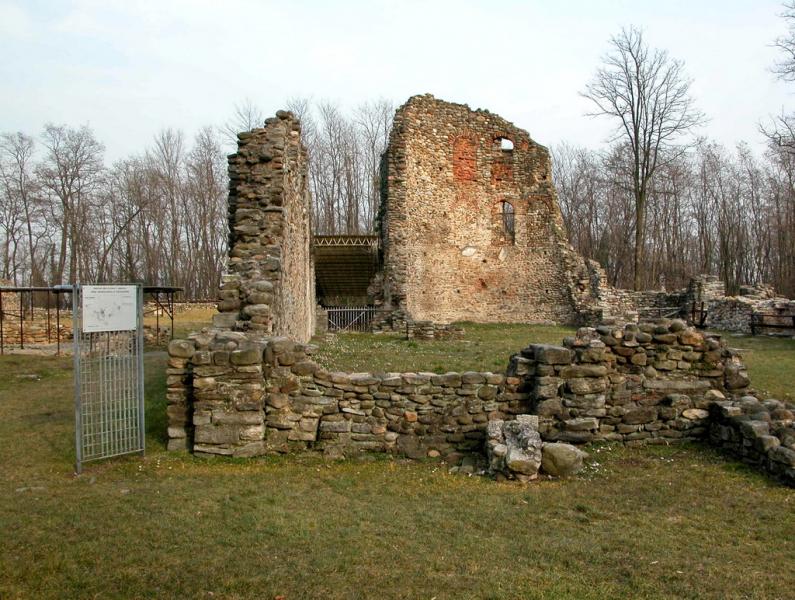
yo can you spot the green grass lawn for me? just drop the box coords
[721,331,795,402]
[312,322,576,373]
[0,325,793,599]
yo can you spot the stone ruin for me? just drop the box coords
[167,314,794,485]
[164,98,794,486]
[686,275,795,336]
[214,110,315,343]
[375,94,608,325]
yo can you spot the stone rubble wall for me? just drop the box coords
[378,94,606,325]
[509,320,751,447]
[405,321,464,341]
[702,297,756,334]
[166,320,794,485]
[686,274,795,335]
[166,330,530,459]
[214,111,315,343]
[709,397,795,486]
[0,308,72,345]
[704,297,795,335]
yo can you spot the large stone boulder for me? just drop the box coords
[541,443,589,477]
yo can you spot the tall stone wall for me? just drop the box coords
[379,95,599,324]
[215,111,315,343]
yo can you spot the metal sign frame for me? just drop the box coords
[73,284,145,474]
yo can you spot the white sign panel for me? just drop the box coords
[81,285,138,333]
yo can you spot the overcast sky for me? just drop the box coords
[1,0,792,161]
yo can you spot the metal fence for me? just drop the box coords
[326,306,383,332]
[73,285,145,473]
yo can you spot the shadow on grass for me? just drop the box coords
[144,353,169,449]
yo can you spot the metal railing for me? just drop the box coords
[326,306,385,332]
[314,235,379,248]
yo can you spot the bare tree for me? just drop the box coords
[37,124,105,284]
[762,3,795,151]
[773,2,795,80]
[0,133,43,284]
[221,99,265,147]
[355,98,394,231]
[287,98,393,234]
[582,26,704,290]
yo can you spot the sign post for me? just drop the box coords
[73,284,145,474]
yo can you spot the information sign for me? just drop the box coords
[81,285,138,333]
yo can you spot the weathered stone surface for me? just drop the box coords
[487,417,542,480]
[682,408,709,420]
[725,365,750,390]
[168,339,195,359]
[623,407,658,425]
[377,95,617,325]
[541,443,588,477]
[230,348,261,365]
[534,345,573,365]
[564,417,599,431]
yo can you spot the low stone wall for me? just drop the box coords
[370,310,464,340]
[166,330,529,459]
[703,297,756,333]
[406,321,464,341]
[0,308,72,346]
[709,397,795,486]
[510,320,750,446]
[166,320,794,485]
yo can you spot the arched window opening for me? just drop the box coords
[501,201,515,243]
[496,137,514,151]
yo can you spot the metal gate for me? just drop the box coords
[326,306,379,332]
[72,284,145,473]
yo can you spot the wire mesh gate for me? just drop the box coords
[72,284,145,474]
[326,306,381,332]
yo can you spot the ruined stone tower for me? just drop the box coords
[214,110,316,342]
[378,94,593,324]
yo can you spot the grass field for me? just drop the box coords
[1,321,793,599]
[721,332,795,401]
[312,323,576,373]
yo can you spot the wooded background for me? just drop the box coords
[3,10,795,300]
[1,99,794,299]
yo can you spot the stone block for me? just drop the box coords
[566,377,607,395]
[769,446,795,466]
[564,417,599,431]
[212,312,238,329]
[623,407,658,425]
[534,345,573,365]
[541,443,588,476]
[168,339,195,358]
[194,424,239,445]
[682,408,709,421]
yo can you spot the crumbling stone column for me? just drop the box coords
[215,110,315,343]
